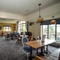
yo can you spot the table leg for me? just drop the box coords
[36,47,45,56]
[40,47,45,56]
[44,45,51,54]
[36,48,38,55]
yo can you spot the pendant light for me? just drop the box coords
[50,16,56,24]
[36,3,43,23]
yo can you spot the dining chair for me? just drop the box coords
[22,37,30,60]
[35,56,43,60]
[41,35,46,42]
[5,33,11,40]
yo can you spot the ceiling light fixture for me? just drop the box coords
[50,16,56,24]
[36,3,43,23]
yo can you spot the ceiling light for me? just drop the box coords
[36,4,43,23]
[50,16,56,24]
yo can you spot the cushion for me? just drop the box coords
[23,46,30,52]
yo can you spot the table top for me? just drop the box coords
[24,39,55,49]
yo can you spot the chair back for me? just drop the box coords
[41,35,46,42]
[22,37,28,42]
[35,56,43,60]
[6,34,11,38]
[22,37,28,46]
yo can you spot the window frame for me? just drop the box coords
[41,24,57,40]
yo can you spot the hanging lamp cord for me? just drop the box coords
[38,4,41,17]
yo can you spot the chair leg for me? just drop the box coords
[27,54,28,60]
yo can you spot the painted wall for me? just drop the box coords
[29,22,40,38]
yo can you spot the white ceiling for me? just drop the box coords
[0,0,57,15]
[0,0,60,23]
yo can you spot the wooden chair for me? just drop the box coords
[35,56,43,60]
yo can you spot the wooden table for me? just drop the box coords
[25,39,55,60]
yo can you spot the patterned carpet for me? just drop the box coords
[0,37,59,60]
[0,37,27,60]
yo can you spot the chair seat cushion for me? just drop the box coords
[23,46,30,52]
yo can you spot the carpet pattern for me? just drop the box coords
[0,37,27,60]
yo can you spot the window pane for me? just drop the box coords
[43,25,48,38]
[6,27,8,29]
[57,24,60,42]
[18,21,27,33]
[5,29,8,31]
[9,27,11,31]
[3,26,11,32]
[49,24,55,39]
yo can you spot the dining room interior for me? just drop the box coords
[0,0,60,60]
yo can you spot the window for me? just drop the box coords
[41,18,60,42]
[57,24,60,41]
[41,24,55,40]
[43,25,48,38]
[3,26,11,32]
[49,24,55,39]
[18,21,27,33]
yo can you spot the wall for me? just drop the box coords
[29,22,40,38]
[26,2,60,38]
[26,2,60,21]
[0,23,16,36]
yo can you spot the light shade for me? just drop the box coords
[50,19,56,24]
[36,17,43,23]
[50,16,56,24]
[36,3,43,23]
